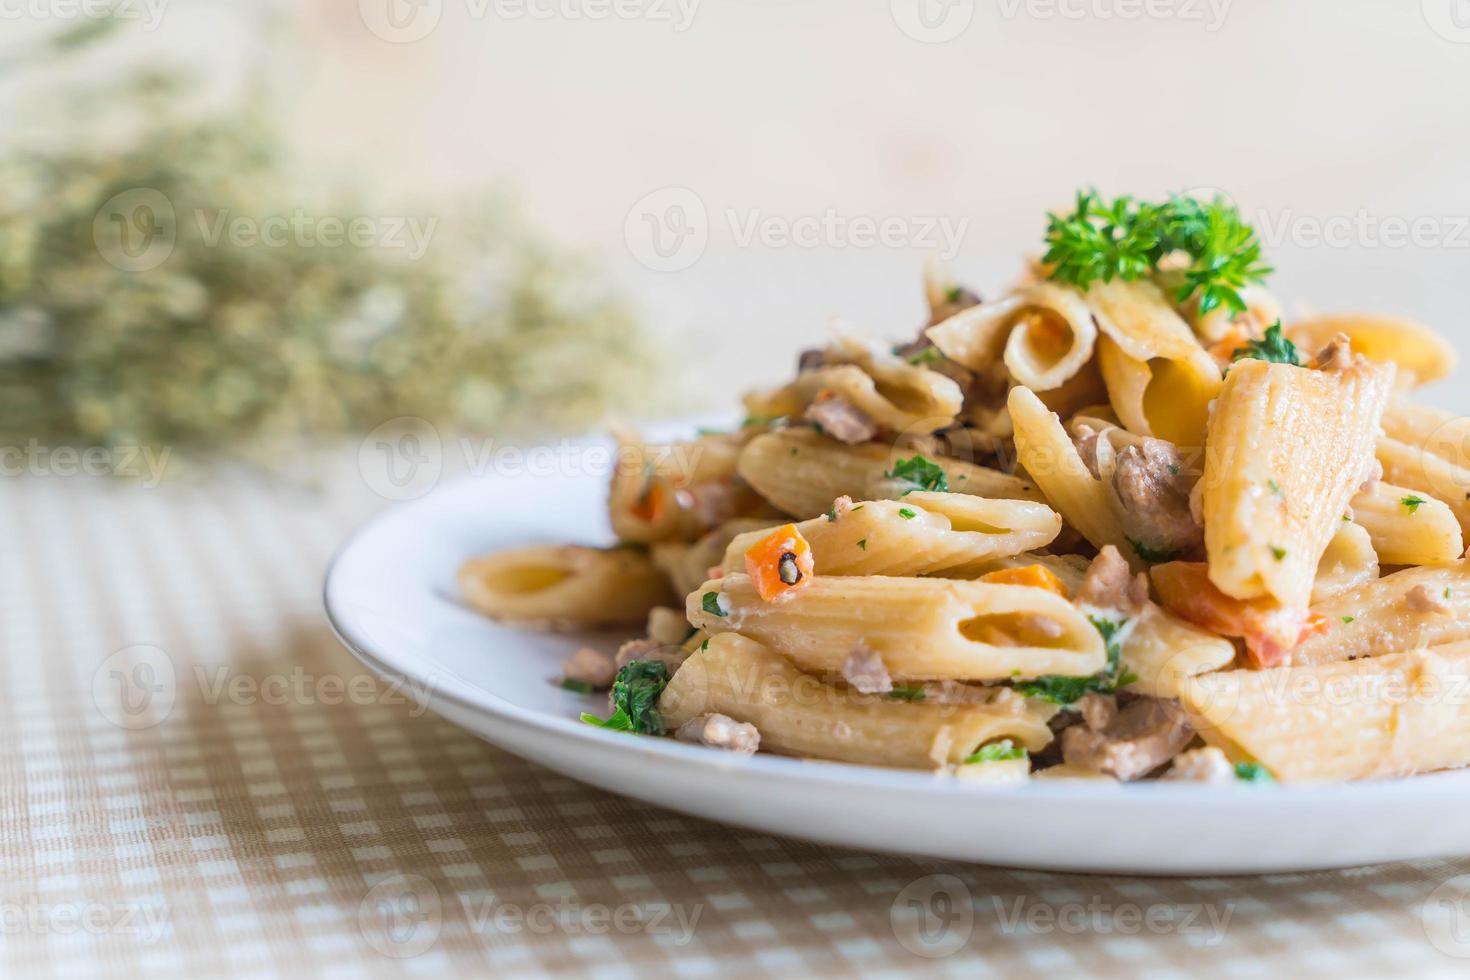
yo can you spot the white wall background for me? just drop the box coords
[15,0,1470,411]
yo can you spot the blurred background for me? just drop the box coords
[4,0,1470,475]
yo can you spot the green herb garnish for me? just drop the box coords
[580,660,670,734]
[887,685,927,701]
[1232,323,1302,366]
[1402,495,1426,514]
[560,678,595,694]
[1234,761,1274,783]
[1014,616,1135,706]
[856,538,867,551]
[701,591,728,617]
[963,739,1027,764]
[1341,615,1355,624]
[1127,537,1182,564]
[1270,546,1286,561]
[906,346,943,366]
[1042,189,1272,316]
[898,508,917,520]
[884,455,949,495]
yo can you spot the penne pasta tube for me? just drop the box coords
[1349,482,1463,567]
[1286,314,1456,388]
[1178,642,1470,782]
[686,573,1106,681]
[1381,399,1470,469]
[1287,562,1470,666]
[1202,357,1393,609]
[658,633,1057,768]
[925,282,1098,391]
[1118,603,1238,700]
[1311,520,1378,603]
[743,337,964,433]
[1007,385,1140,567]
[718,493,1061,578]
[735,427,1044,519]
[652,518,782,596]
[1377,435,1470,539]
[459,545,675,628]
[608,431,766,544]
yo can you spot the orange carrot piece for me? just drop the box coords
[1151,561,1316,668]
[743,523,814,601]
[630,480,667,524]
[979,564,1070,598]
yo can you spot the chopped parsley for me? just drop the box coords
[1014,616,1136,706]
[884,455,949,495]
[856,538,867,551]
[1167,463,1180,476]
[1232,322,1302,366]
[1341,615,1355,624]
[1127,537,1182,564]
[701,591,728,617]
[1234,761,1274,783]
[963,739,1027,765]
[1267,479,1282,496]
[887,685,927,701]
[1270,545,1287,561]
[700,638,710,651]
[580,660,670,734]
[826,503,839,522]
[740,413,784,429]
[559,678,595,694]
[898,508,917,520]
[1042,189,1272,316]
[945,286,963,304]
[906,346,943,366]
[1447,587,1454,600]
[1402,495,1426,514]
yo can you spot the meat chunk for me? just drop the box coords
[1075,545,1148,616]
[1076,691,1117,732]
[1073,423,1105,480]
[1406,584,1452,616]
[841,641,893,695]
[1061,696,1194,781]
[562,647,617,689]
[674,713,760,755]
[1163,746,1236,784]
[1107,438,1202,560]
[1314,333,1353,372]
[804,394,877,445]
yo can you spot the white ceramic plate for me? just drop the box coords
[324,425,1470,875]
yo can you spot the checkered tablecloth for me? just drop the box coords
[5,469,1470,979]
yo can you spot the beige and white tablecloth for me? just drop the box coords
[5,470,1470,979]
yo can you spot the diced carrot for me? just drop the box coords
[743,523,814,601]
[1206,323,1254,371]
[1151,561,1311,668]
[629,480,667,524]
[980,564,1070,598]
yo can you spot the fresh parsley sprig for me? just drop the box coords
[581,660,670,734]
[1231,322,1301,366]
[1013,615,1137,706]
[1042,189,1272,316]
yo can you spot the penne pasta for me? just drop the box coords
[608,431,765,544]
[658,633,1057,769]
[1311,520,1378,603]
[1201,357,1393,611]
[1178,642,1470,782]
[735,427,1044,519]
[1349,482,1463,567]
[651,518,781,596]
[925,282,1098,391]
[718,493,1061,578]
[1376,435,1470,539]
[686,573,1106,681]
[459,545,675,628]
[1288,562,1470,666]
[1287,314,1456,388]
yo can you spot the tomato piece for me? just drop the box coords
[979,564,1070,598]
[629,480,667,524]
[1151,561,1314,668]
[743,523,814,601]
